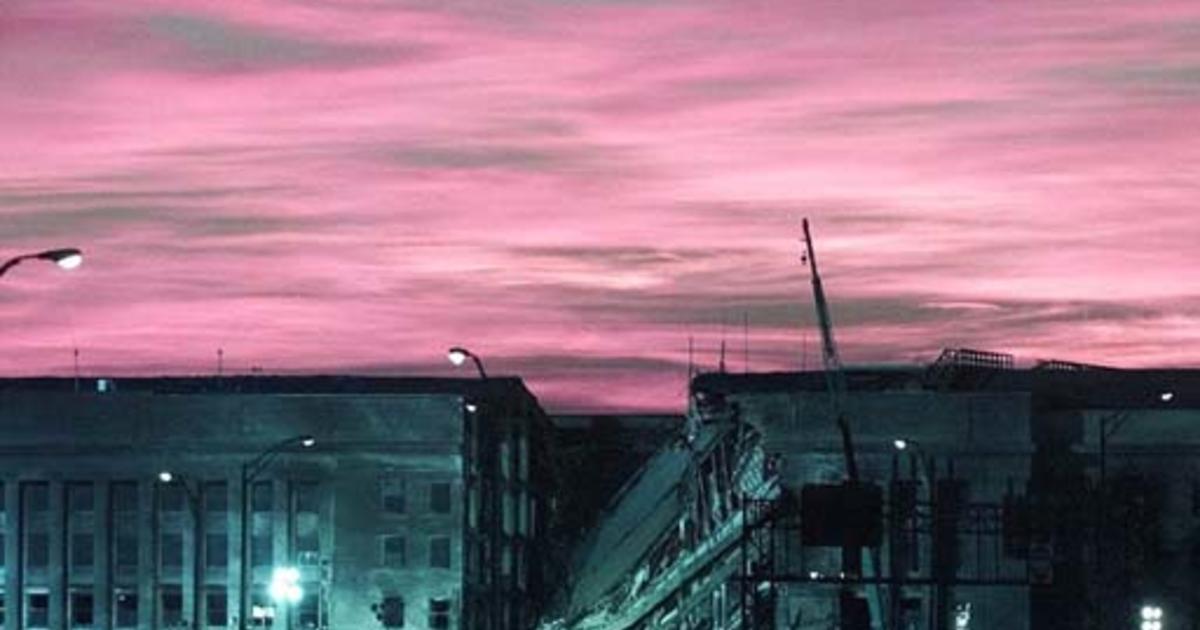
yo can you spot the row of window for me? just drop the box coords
[379,479,454,515]
[379,534,452,569]
[0,586,236,629]
[0,481,319,515]
[374,596,451,629]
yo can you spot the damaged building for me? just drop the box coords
[544,350,1200,630]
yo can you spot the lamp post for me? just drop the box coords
[447,346,488,379]
[239,436,316,630]
[0,248,83,278]
[156,471,203,630]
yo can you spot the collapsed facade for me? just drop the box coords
[546,351,1200,630]
[0,375,553,630]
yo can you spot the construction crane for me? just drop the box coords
[801,218,859,481]
[802,218,885,630]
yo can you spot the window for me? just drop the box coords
[160,483,185,512]
[297,590,319,628]
[206,587,228,627]
[70,591,94,628]
[26,533,49,569]
[502,492,514,535]
[71,533,94,569]
[499,441,511,480]
[26,592,49,628]
[381,535,406,567]
[252,482,273,512]
[161,586,183,627]
[430,536,450,569]
[206,533,228,568]
[68,483,94,512]
[161,533,183,571]
[205,482,228,513]
[112,483,138,512]
[251,533,273,568]
[0,591,6,626]
[114,591,138,628]
[429,598,451,629]
[381,476,406,514]
[430,482,451,514]
[24,483,48,513]
[295,482,319,514]
[115,533,138,571]
[519,435,530,481]
[376,596,404,628]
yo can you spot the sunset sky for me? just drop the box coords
[3,1,1198,411]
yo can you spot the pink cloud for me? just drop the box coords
[3,0,1199,411]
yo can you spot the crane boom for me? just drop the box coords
[801,218,859,481]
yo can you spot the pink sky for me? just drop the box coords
[2,0,1199,411]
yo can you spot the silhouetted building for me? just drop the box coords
[0,375,553,630]
[546,353,1200,630]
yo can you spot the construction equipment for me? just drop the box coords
[801,218,884,629]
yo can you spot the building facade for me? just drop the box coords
[0,375,554,630]
[547,353,1200,630]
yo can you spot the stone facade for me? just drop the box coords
[0,375,553,630]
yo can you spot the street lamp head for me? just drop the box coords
[158,471,174,483]
[300,436,316,448]
[447,347,470,366]
[893,439,909,451]
[38,248,83,270]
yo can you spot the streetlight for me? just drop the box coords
[156,471,203,630]
[1139,604,1164,630]
[447,346,488,378]
[239,435,316,630]
[0,247,83,278]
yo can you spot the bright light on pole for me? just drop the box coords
[893,439,909,451]
[158,471,174,483]
[0,247,84,278]
[1140,604,1164,630]
[446,346,487,378]
[269,566,303,605]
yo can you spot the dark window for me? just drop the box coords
[206,533,228,568]
[161,586,183,626]
[298,590,319,628]
[27,592,48,628]
[430,482,451,514]
[115,533,138,570]
[382,535,406,567]
[252,482,273,512]
[429,598,451,629]
[114,591,138,628]
[24,483,49,513]
[295,482,319,513]
[160,483,185,512]
[112,483,138,512]
[376,596,404,628]
[251,533,273,568]
[68,483,94,512]
[0,591,5,626]
[0,533,5,567]
[206,587,227,627]
[205,482,228,513]
[381,477,406,514]
[161,533,183,571]
[71,533,94,569]
[27,533,49,569]
[70,591,94,627]
[430,536,450,569]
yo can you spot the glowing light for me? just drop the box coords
[301,437,316,448]
[55,252,83,269]
[158,471,173,483]
[269,566,304,604]
[447,348,468,366]
[1160,392,1175,402]
[893,439,909,451]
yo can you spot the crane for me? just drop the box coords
[802,218,885,629]
[801,218,859,482]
